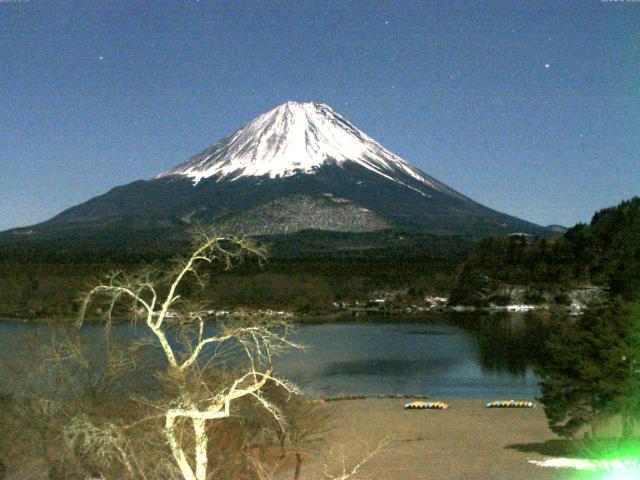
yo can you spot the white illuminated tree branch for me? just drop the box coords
[79,229,300,480]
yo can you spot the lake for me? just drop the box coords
[0,311,547,399]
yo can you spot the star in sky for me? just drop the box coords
[98,56,104,61]
[544,63,550,69]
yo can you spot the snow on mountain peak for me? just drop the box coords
[158,101,461,198]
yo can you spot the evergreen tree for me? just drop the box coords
[450,196,640,298]
[614,302,640,437]
[536,299,640,438]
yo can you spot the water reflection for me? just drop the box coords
[273,313,548,398]
[0,312,550,399]
[442,311,550,375]
[322,358,454,376]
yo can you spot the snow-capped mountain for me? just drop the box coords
[6,101,550,239]
[159,101,464,201]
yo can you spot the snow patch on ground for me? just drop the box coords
[530,457,640,473]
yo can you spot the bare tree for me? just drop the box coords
[79,230,301,480]
[247,434,390,480]
[0,328,152,479]
[322,437,392,480]
[280,395,331,480]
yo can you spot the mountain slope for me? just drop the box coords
[4,101,550,239]
[158,101,465,200]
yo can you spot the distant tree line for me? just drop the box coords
[2,197,638,319]
[0,240,462,319]
[450,197,640,304]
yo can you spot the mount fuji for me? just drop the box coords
[7,101,549,240]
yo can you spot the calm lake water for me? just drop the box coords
[0,311,547,399]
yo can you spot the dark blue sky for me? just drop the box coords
[1,0,638,230]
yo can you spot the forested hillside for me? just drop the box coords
[451,197,640,302]
[0,231,470,319]
[1,197,637,319]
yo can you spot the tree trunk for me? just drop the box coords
[165,414,197,480]
[193,418,209,480]
[622,415,635,438]
[293,452,303,480]
[279,432,287,458]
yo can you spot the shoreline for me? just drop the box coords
[296,398,562,480]
[0,304,565,325]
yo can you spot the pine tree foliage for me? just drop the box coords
[536,300,640,438]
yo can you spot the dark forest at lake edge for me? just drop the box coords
[0,196,638,321]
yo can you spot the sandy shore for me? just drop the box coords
[296,398,568,480]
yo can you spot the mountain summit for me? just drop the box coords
[159,101,463,201]
[6,101,549,239]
